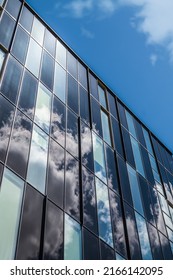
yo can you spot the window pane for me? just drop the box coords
[40,50,54,91]
[26,38,42,77]
[143,127,153,155]
[101,110,111,145]
[122,128,135,168]
[44,29,56,57]
[31,17,45,45]
[27,125,48,194]
[83,228,100,260]
[11,26,29,64]
[19,6,33,33]
[0,48,5,70]
[0,12,15,49]
[131,136,145,178]
[18,70,38,119]
[1,56,23,104]
[0,168,24,260]
[34,83,52,134]
[5,0,21,19]
[89,73,99,100]
[111,117,124,157]
[54,62,66,103]
[107,92,117,119]
[56,40,66,68]
[93,132,107,183]
[126,110,137,139]
[67,52,77,79]
[98,85,107,108]
[80,86,90,126]
[105,145,119,193]
[80,122,94,172]
[95,178,113,247]
[67,74,78,114]
[91,97,102,137]
[100,241,115,260]
[78,62,87,89]
[159,232,173,260]
[66,109,78,158]
[64,214,82,260]
[147,223,163,260]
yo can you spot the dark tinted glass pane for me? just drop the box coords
[82,167,98,235]
[78,62,87,89]
[124,203,142,259]
[109,190,127,258]
[151,136,163,164]
[105,145,119,193]
[19,6,33,33]
[111,117,124,158]
[100,241,114,260]
[108,92,117,119]
[80,86,90,126]
[7,111,32,179]
[158,163,172,202]
[117,102,128,128]
[44,201,63,260]
[1,56,23,104]
[65,152,80,221]
[83,228,100,260]
[5,0,21,19]
[121,128,135,168]
[89,73,99,100]
[91,97,102,137]
[135,120,146,147]
[16,185,43,260]
[41,51,54,91]
[81,122,94,172]
[0,95,14,162]
[159,233,173,260]
[147,223,163,260]
[67,74,78,114]
[0,12,15,48]
[67,52,77,79]
[44,29,56,57]
[11,26,29,64]
[66,109,78,158]
[140,146,155,186]
[117,156,133,206]
[18,70,38,119]
[47,139,65,209]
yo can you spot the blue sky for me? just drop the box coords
[27,0,173,153]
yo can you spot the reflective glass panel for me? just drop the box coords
[91,97,102,137]
[93,132,107,183]
[105,145,119,193]
[143,127,153,155]
[147,223,163,260]
[89,73,99,100]
[122,128,135,168]
[34,83,52,134]
[83,229,100,260]
[117,102,128,129]
[0,12,15,49]
[67,74,78,114]
[31,17,45,45]
[158,193,169,215]
[111,117,124,157]
[98,85,107,108]
[0,168,24,260]
[27,125,48,194]
[66,109,78,158]
[19,6,33,33]
[80,122,94,172]
[5,0,21,19]
[100,241,115,260]
[64,214,82,260]
[26,38,42,78]
[80,86,90,126]
[101,110,111,145]
[54,62,66,103]
[0,48,5,70]
[126,110,137,139]
[56,40,66,68]
[11,26,29,64]
[40,50,54,91]
[107,91,117,119]
[44,29,56,57]
[67,52,77,79]
[78,62,87,89]
[159,233,173,260]
[130,136,145,178]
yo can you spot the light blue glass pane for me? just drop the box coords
[163,213,173,230]
[116,253,126,260]
[126,110,137,139]
[0,0,4,6]
[149,154,158,172]
[101,110,111,146]
[169,206,173,221]
[56,40,66,69]
[153,169,161,184]
[155,181,164,195]
[167,227,173,242]
[26,38,42,78]
[0,49,5,70]
[143,128,153,155]
[135,212,153,260]
[31,17,45,45]
[131,136,145,178]
[170,242,173,254]
[34,83,52,133]
[54,62,66,103]
[64,214,82,260]
[96,178,113,247]
[127,164,144,216]
[98,85,107,108]
[0,168,24,260]
[27,125,48,194]
[92,132,107,183]
[158,193,169,216]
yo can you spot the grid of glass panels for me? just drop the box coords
[0,0,173,260]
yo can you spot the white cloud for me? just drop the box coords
[62,0,93,18]
[150,54,158,66]
[81,27,94,39]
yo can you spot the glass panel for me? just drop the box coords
[64,214,82,260]
[0,0,4,6]
[51,96,66,147]
[127,164,144,216]
[149,154,159,172]
[1,56,23,104]
[111,117,124,157]
[65,152,80,221]
[122,128,135,168]
[101,110,111,145]
[82,167,98,234]
[34,83,52,134]
[105,145,119,193]
[98,85,107,108]
[135,212,153,259]
[91,97,102,137]
[126,110,137,139]
[7,111,32,179]
[47,139,65,209]
[19,6,33,33]
[164,213,173,229]
[107,92,117,119]
[80,86,90,126]
[167,227,173,242]
[95,178,113,247]
[44,201,63,260]
[78,62,87,89]
[27,125,48,194]
[116,253,126,260]
[0,49,5,70]
[100,241,115,260]
[0,12,15,48]
[159,232,173,260]
[131,136,145,178]
[83,228,100,260]
[117,102,128,129]
[40,50,54,91]
[18,70,38,119]
[54,62,66,103]
[147,223,163,260]
[44,29,56,57]
[80,122,94,172]
[11,26,29,64]
[92,132,107,183]
[56,40,66,68]
[5,0,21,19]
[0,95,14,162]
[141,146,155,186]
[66,109,78,158]
[31,17,45,45]
[0,168,24,260]
[67,74,78,114]
[158,193,169,215]
[67,52,77,79]
[26,38,42,78]
[135,120,146,147]
[89,73,99,100]
[16,185,43,260]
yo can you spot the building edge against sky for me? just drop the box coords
[0,0,173,260]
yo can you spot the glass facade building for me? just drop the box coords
[0,0,173,260]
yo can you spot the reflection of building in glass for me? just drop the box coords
[0,0,173,260]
